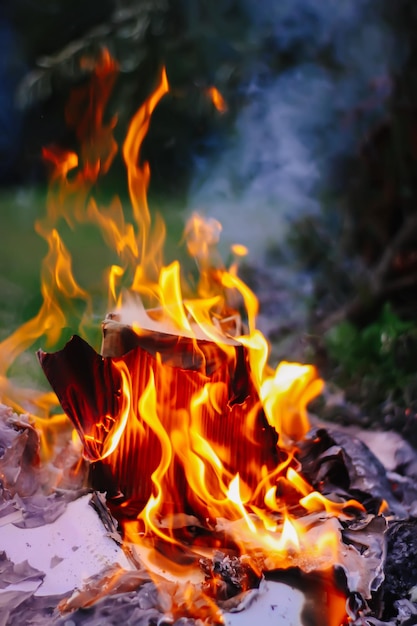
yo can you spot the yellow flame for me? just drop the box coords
[158,262,192,332]
[123,67,169,281]
[279,515,300,551]
[227,474,257,533]
[138,369,176,542]
[261,362,324,445]
[231,243,248,257]
[0,51,355,599]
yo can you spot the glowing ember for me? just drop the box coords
[206,86,228,113]
[0,49,370,624]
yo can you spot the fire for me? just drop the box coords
[206,86,228,113]
[0,49,364,622]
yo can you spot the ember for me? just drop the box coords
[0,49,411,626]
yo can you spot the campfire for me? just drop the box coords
[1,49,415,626]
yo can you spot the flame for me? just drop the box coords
[260,361,325,445]
[287,466,365,517]
[206,86,227,113]
[0,49,359,622]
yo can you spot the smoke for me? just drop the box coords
[186,0,404,264]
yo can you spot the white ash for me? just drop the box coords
[0,403,87,529]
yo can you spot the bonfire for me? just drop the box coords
[0,50,407,626]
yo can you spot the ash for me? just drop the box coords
[0,404,88,530]
[2,582,181,626]
[200,551,261,603]
[4,405,417,625]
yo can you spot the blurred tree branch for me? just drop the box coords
[316,213,417,333]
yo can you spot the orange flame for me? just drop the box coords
[206,86,227,113]
[0,50,358,622]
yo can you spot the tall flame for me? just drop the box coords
[0,49,362,623]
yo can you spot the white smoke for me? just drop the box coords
[187,0,403,263]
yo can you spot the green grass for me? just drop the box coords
[323,304,417,414]
[0,187,46,337]
[0,183,187,391]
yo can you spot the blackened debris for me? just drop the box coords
[199,550,262,601]
[383,519,417,618]
[265,565,351,626]
[89,491,122,543]
[299,427,407,517]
